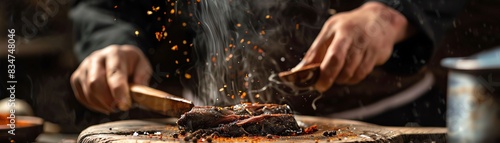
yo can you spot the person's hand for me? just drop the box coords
[293,2,412,92]
[71,45,152,114]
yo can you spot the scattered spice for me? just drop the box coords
[172,133,179,138]
[266,134,273,139]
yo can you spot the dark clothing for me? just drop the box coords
[43,0,465,132]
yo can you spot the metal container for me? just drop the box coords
[442,47,500,143]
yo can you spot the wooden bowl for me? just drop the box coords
[0,116,44,142]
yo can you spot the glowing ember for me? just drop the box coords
[265,15,271,19]
[155,32,162,41]
[225,54,233,61]
[134,30,139,36]
[240,92,247,99]
[185,73,192,79]
[182,22,187,27]
[240,38,245,43]
[147,11,153,15]
[211,56,217,63]
[170,9,175,14]
[152,6,160,12]
[171,45,178,51]
[183,40,187,44]
[236,23,241,27]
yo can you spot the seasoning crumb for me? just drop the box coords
[266,134,273,139]
[109,128,112,131]
[172,133,179,138]
[327,131,336,136]
[323,131,329,136]
[211,132,219,138]
[206,137,213,142]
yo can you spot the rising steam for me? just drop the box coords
[188,0,330,106]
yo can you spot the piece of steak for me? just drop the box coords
[176,103,303,137]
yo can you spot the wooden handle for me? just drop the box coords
[130,84,194,117]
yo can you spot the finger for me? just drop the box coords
[346,50,377,84]
[86,56,114,113]
[293,18,336,70]
[132,52,152,85]
[72,64,110,114]
[105,51,132,111]
[335,46,364,84]
[70,69,90,111]
[314,31,352,92]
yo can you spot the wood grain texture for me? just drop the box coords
[77,115,446,143]
[130,84,194,118]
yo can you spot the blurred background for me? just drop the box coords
[0,0,499,140]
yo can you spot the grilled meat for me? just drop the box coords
[177,103,302,137]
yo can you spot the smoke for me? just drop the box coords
[188,0,330,106]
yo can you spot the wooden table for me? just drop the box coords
[77,116,447,143]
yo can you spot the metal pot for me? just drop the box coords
[441,47,500,143]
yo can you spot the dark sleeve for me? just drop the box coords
[69,0,154,62]
[368,0,466,74]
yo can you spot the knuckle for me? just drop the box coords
[70,71,80,82]
[342,70,354,79]
[330,54,344,64]
[87,76,104,91]
[337,22,354,31]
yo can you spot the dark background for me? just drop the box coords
[0,0,499,131]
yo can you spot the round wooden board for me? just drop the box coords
[78,115,446,143]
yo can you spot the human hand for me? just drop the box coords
[293,1,412,92]
[71,45,152,114]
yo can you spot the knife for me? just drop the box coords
[130,84,194,117]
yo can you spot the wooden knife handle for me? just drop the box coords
[130,84,194,117]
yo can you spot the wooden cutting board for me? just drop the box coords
[77,115,446,143]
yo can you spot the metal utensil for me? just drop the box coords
[442,47,500,143]
[130,84,194,117]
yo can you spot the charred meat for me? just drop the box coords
[176,103,303,137]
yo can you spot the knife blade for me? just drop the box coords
[130,84,194,117]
